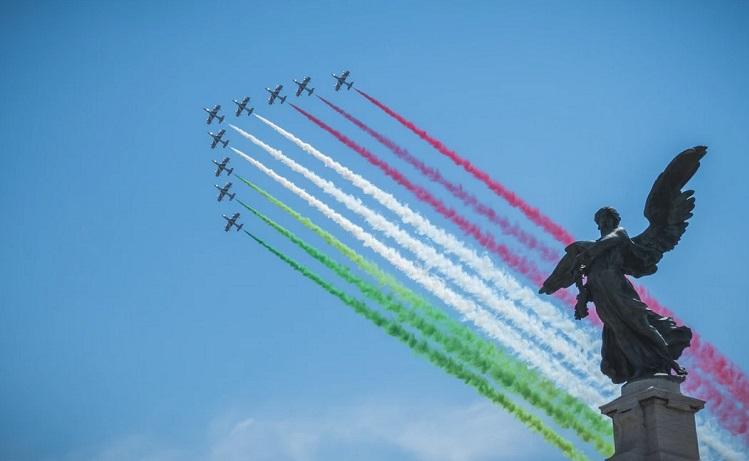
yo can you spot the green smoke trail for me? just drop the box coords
[235,175,613,444]
[237,198,613,455]
[244,229,590,461]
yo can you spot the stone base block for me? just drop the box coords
[600,374,705,461]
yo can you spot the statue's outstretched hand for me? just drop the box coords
[574,279,590,320]
[574,303,589,320]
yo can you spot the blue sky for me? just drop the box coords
[1,1,748,460]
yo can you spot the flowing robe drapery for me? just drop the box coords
[584,228,691,384]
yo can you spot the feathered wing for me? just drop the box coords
[629,146,707,275]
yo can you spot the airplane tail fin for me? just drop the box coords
[227,167,234,175]
[222,140,229,148]
[236,223,243,231]
[229,192,236,201]
[346,82,354,90]
[280,95,287,104]
[308,88,315,96]
[218,115,225,123]
[248,107,254,115]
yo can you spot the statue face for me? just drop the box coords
[594,207,620,235]
[596,215,617,234]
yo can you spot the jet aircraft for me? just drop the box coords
[212,157,234,177]
[203,104,224,124]
[215,182,236,202]
[332,70,353,91]
[266,84,287,105]
[223,212,243,232]
[208,129,229,149]
[293,76,314,96]
[233,97,254,116]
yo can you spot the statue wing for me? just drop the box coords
[631,146,707,268]
[539,241,593,294]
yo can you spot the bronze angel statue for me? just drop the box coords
[539,146,706,384]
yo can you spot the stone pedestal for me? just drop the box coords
[600,375,705,461]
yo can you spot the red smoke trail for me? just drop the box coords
[290,103,579,309]
[317,95,560,264]
[355,89,749,431]
[637,285,749,415]
[356,88,576,246]
[294,99,749,436]
[683,364,749,441]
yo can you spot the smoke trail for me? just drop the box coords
[236,177,613,438]
[317,95,560,263]
[246,116,602,380]
[244,230,591,461]
[636,289,749,440]
[229,146,605,404]
[696,413,749,461]
[239,198,613,452]
[354,90,749,417]
[230,146,747,454]
[689,346,749,441]
[233,179,745,460]
[288,104,580,310]
[686,369,749,442]
[324,93,749,439]
[355,88,576,246]
[229,128,607,392]
[638,285,749,411]
[236,175,435,323]
[361,88,749,431]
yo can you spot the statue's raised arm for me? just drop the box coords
[538,146,707,384]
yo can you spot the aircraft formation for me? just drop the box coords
[206,70,354,232]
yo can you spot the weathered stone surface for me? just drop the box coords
[600,374,705,460]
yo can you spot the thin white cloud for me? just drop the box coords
[75,400,556,461]
[208,417,320,461]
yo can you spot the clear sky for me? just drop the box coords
[1,1,748,460]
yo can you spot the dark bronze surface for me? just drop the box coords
[540,146,706,384]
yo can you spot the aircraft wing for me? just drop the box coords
[295,86,303,97]
[335,80,343,91]
[215,168,221,177]
[275,84,283,92]
[211,138,219,148]
[340,71,349,79]
[224,221,232,231]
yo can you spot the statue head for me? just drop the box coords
[594,207,621,235]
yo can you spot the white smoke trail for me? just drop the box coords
[231,123,611,394]
[234,126,747,460]
[229,145,745,460]
[697,413,748,461]
[230,145,604,405]
[250,116,607,381]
